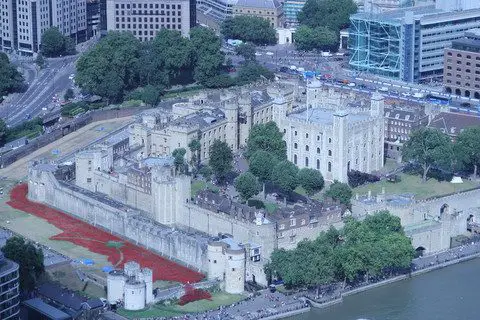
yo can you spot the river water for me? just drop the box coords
[290,258,480,320]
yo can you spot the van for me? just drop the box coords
[379,87,389,92]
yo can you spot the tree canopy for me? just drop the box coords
[267,211,414,288]
[235,172,261,201]
[297,168,324,195]
[402,128,453,181]
[172,148,187,173]
[271,160,299,194]
[246,122,287,160]
[221,16,277,45]
[235,43,256,62]
[41,27,76,57]
[209,140,233,181]
[293,26,339,52]
[237,62,274,85]
[2,236,45,292]
[297,0,357,31]
[249,150,279,182]
[454,126,480,178]
[325,180,352,207]
[0,53,25,97]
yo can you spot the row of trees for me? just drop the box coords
[266,211,415,288]
[294,0,357,51]
[40,27,76,57]
[221,16,277,46]
[0,53,25,99]
[403,127,480,181]
[232,122,352,206]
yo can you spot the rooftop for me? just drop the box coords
[234,0,281,9]
[23,298,71,320]
[428,112,480,136]
[288,108,370,125]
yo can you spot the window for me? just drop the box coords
[86,178,92,183]
[294,154,297,164]
[317,147,320,154]
[316,159,320,169]
[328,138,332,143]
[294,131,297,136]
[294,143,298,149]
[305,133,309,138]
[279,224,285,230]
[317,135,320,141]
[305,157,309,167]
[328,150,332,156]
[305,145,309,151]
[328,162,331,172]
[290,218,296,226]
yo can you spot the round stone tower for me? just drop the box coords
[224,247,245,294]
[207,241,226,281]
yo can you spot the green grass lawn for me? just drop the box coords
[118,292,245,319]
[353,173,479,200]
[191,180,219,197]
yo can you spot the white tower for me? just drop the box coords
[142,268,153,304]
[224,248,245,294]
[207,241,226,281]
[107,270,126,304]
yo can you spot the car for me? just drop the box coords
[347,82,356,87]
[68,74,75,80]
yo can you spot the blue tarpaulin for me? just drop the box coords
[82,259,94,265]
[102,266,114,273]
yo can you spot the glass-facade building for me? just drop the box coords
[0,253,20,320]
[349,4,480,83]
[282,0,306,26]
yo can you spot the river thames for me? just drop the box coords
[290,258,480,320]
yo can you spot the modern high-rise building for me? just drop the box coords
[106,0,192,40]
[0,0,88,54]
[282,0,305,26]
[0,252,20,320]
[349,0,480,83]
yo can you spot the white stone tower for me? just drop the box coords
[223,98,239,151]
[224,247,245,294]
[207,241,226,281]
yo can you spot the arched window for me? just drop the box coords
[305,145,309,151]
[317,147,320,154]
[328,162,332,172]
[294,154,297,164]
[328,150,332,156]
[316,159,320,169]
[294,143,298,149]
[305,157,309,167]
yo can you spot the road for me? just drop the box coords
[0,57,77,127]
[1,38,98,127]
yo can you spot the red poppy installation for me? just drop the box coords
[178,284,212,305]
[7,184,204,284]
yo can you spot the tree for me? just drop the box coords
[249,150,279,182]
[209,140,233,181]
[0,53,25,97]
[246,122,287,160]
[221,16,277,45]
[271,160,298,194]
[325,180,352,207]
[141,84,163,107]
[35,54,45,69]
[76,32,142,103]
[2,236,45,292]
[190,27,228,88]
[172,148,187,173]
[236,61,274,85]
[235,172,261,201]
[293,26,339,52]
[297,168,324,195]
[298,0,357,32]
[188,139,201,172]
[0,119,7,146]
[454,126,480,178]
[40,27,75,57]
[64,88,75,101]
[402,128,453,181]
[235,43,256,62]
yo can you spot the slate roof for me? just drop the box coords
[428,112,480,137]
[384,107,425,122]
[38,283,103,314]
[23,298,71,320]
[234,0,281,9]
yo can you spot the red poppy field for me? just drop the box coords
[7,184,204,284]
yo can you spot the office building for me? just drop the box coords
[87,0,101,38]
[106,0,192,40]
[349,0,480,83]
[282,0,305,26]
[0,0,88,54]
[0,252,20,320]
[443,29,480,99]
[232,0,283,28]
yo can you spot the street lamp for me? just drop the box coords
[451,176,463,194]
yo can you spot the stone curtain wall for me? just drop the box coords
[28,168,208,271]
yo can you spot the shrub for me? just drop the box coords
[247,199,265,209]
[348,170,380,188]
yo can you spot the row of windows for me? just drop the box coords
[116,10,182,16]
[116,3,181,10]
[117,24,182,31]
[445,79,480,88]
[447,52,480,60]
[116,17,180,24]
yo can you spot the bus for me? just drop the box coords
[425,94,451,105]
